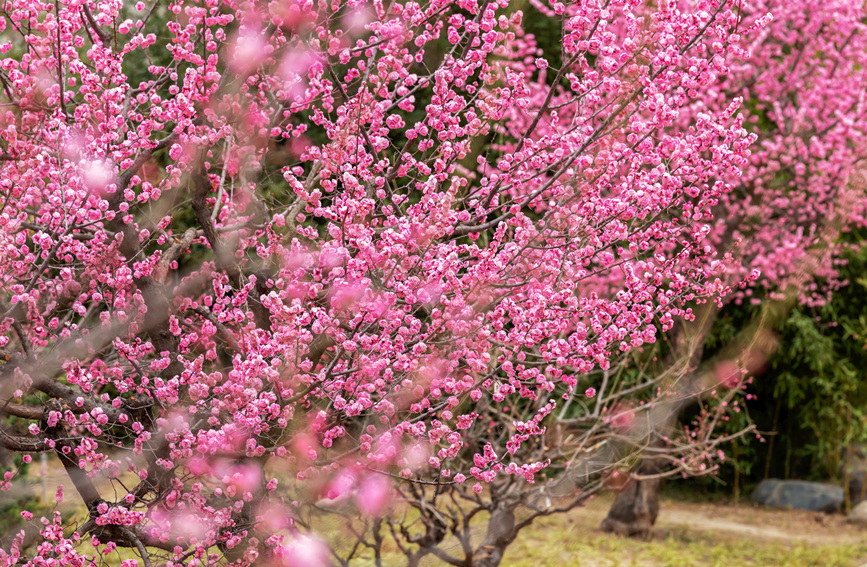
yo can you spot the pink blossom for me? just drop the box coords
[0,0,864,564]
[355,474,392,516]
[276,535,330,567]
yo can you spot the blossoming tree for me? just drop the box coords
[0,0,797,565]
[600,0,867,537]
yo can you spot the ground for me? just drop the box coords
[496,494,867,567]
[8,464,867,566]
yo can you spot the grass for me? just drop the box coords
[336,493,867,566]
[501,513,867,567]
[9,464,867,567]
[46,517,867,567]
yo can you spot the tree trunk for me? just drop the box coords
[601,302,720,537]
[600,460,661,538]
[472,504,516,567]
[599,294,793,536]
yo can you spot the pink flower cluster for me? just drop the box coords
[0,0,865,564]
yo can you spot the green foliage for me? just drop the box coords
[771,311,867,475]
[760,243,867,478]
[692,238,867,495]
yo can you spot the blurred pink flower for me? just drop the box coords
[355,474,392,516]
[277,534,330,567]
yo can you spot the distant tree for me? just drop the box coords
[600,0,867,537]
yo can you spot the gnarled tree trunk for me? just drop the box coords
[600,456,663,538]
[472,504,516,567]
[601,302,720,537]
[600,295,792,536]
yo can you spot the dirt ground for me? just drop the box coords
[485,493,867,567]
[654,498,866,546]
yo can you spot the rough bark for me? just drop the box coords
[472,504,516,567]
[600,460,662,538]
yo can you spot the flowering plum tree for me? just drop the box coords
[600,0,867,537]
[0,0,791,565]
